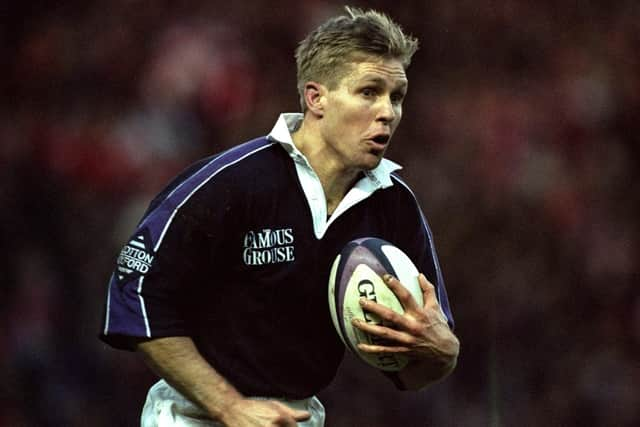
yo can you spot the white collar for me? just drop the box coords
[268,113,402,190]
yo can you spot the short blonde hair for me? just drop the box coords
[295,6,418,111]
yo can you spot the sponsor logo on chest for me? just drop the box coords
[242,228,295,266]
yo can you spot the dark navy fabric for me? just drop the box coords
[100,136,453,399]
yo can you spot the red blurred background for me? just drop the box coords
[1,1,638,426]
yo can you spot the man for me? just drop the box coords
[101,6,459,426]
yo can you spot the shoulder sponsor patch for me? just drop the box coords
[116,228,155,285]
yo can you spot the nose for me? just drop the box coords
[376,96,396,124]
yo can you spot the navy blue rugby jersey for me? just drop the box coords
[101,114,454,399]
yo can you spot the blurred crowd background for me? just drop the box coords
[1,1,638,426]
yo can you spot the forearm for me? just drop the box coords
[136,336,242,422]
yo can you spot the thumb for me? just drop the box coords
[292,409,311,421]
[273,401,311,421]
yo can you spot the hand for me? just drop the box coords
[219,398,311,427]
[352,273,459,369]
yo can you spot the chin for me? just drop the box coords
[360,156,383,171]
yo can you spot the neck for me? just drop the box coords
[292,119,360,214]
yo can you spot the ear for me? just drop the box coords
[303,82,326,117]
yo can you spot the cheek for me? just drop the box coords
[330,101,367,129]
[395,103,403,118]
[326,94,375,135]
[392,106,403,128]
[343,104,377,132]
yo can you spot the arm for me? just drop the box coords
[353,273,460,390]
[136,336,310,426]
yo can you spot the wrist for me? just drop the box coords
[208,392,246,424]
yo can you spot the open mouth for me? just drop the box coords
[371,134,390,145]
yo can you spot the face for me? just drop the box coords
[318,57,408,172]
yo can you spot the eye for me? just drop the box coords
[391,92,406,104]
[362,87,377,98]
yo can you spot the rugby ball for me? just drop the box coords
[328,237,423,371]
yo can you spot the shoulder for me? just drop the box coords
[142,137,284,219]
[375,171,421,208]
[389,172,416,195]
[193,137,281,182]
[173,137,284,190]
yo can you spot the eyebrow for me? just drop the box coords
[360,76,408,91]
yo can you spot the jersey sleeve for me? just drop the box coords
[99,166,232,350]
[392,179,455,330]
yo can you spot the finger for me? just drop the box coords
[279,408,311,421]
[382,274,421,312]
[278,417,305,427]
[272,402,311,422]
[352,318,416,345]
[291,410,311,422]
[356,342,412,354]
[418,274,449,323]
[418,273,440,310]
[359,297,409,328]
